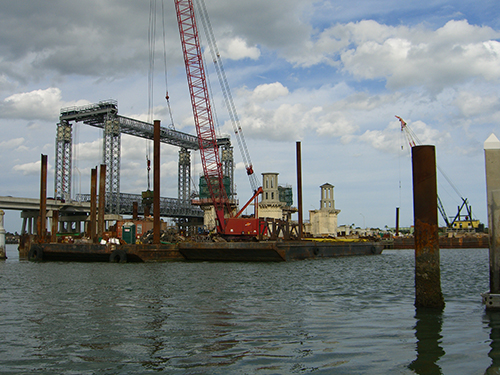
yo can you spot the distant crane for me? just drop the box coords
[396,115,475,229]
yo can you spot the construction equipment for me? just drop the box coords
[174,0,261,235]
[396,115,476,229]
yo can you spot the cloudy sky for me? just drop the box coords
[1,0,499,233]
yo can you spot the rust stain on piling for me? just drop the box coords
[414,218,444,309]
[412,145,445,310]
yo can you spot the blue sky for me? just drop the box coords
[1,0,499,233]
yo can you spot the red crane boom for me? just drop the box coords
[174,0,232,232]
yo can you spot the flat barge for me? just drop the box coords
[27,240,383,263]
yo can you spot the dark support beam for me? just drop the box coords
[98,164,106,238]
[39,154,48,243]
[412,145,444,309]
[154,120,161,244]
[296,141,303,239]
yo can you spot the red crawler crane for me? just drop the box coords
[174,0,262,235]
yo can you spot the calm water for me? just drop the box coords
[0,244,498,374]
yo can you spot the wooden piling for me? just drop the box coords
[482,134,500,308]
[412,145,444,309]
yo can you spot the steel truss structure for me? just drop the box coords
[77,193,203,218]
[55,100,233,219]
[54,121,73,201]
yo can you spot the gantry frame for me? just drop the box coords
[54,100,233,217]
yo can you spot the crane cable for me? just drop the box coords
[194,0,259,192]
[161,0,176,130]
[146,0,157,190]
[147,0,177,190]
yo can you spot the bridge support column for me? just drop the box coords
[0,210,6,260]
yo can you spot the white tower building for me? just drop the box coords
[307,183,341,236]
[258,172,286,220]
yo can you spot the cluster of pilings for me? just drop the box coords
[34,120,165,247]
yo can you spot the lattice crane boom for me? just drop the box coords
[174,0,231,232]
[396,115,418,148]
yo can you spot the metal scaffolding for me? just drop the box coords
[55,100,233,220]
[54,120,72,202]
[103,116,121,213]
[178,148,191,202]
[221,145,234,200]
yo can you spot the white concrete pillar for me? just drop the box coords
[0,210,6,259]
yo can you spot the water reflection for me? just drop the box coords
[484,310,500,374]
[408,308,445,375]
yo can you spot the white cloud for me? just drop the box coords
[0,137,25,149]
[235,82,361,141]
[0,87,90,121]
[12,159,51,176]
[218,36,261,61]
[286,19,500,92]
[453,90,500,118]
[74,139,101,161]
[250,82,289,102]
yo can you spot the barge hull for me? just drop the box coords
[28,240,384,262]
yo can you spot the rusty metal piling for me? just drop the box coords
[296,141,303,239]
[412,145,444,309]
[482,134,500,308]
[90,167,98,243]
[395,207,400,237]
[98,164,106,239]
[153,120,161,244]
[133,201,138,220]
[39,154,48,243]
